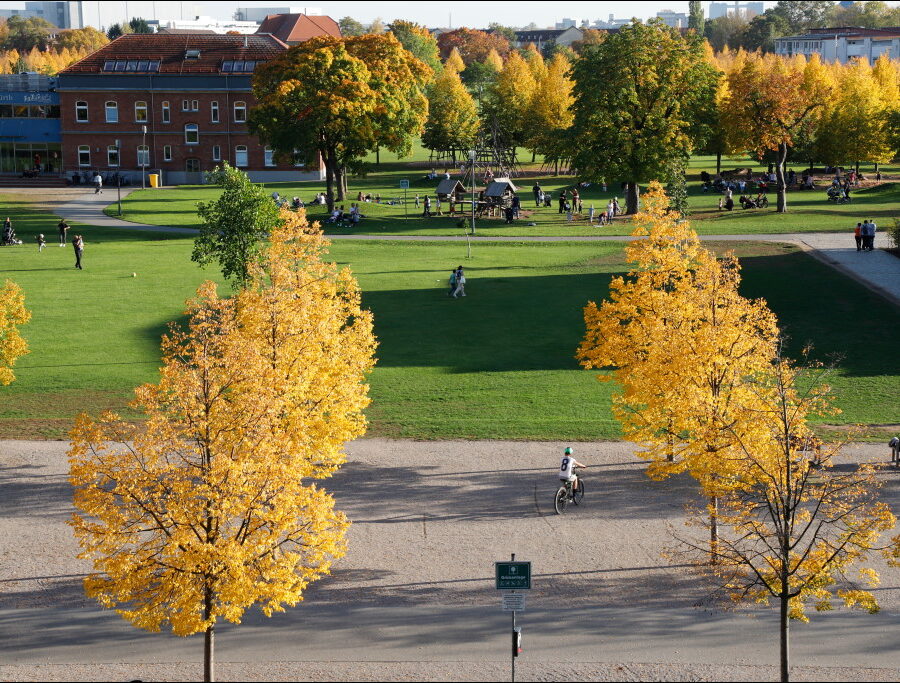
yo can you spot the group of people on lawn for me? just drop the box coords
[2,216,84,269]
[853,219,878,251]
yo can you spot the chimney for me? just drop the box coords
[244,36,248,48]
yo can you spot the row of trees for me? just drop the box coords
[578,183,899,682]
[0,17,108,75]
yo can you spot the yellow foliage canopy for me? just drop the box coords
[0,279,30,385]
[69,210,377,636]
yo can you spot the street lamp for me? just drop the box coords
[469,149,476,236]
[115,138,122,216]
[141,124,147,190]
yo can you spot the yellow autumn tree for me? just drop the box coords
[486,50,537,148]
[69,209,377,683]
[484,47,504,73]
[422,65,481,160]
[577,183,780,552]
[676,355,896,683]
[444,46,465,73]
[0,280,30,385]
[523,43,547,82]
[527,52,574,168]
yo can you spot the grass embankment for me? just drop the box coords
[0,208,896,439]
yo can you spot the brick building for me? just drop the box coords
[57,33,325,185]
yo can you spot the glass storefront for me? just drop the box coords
[0,143,63,174]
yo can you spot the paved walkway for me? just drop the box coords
[33,188,900,307]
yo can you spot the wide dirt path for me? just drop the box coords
[1,438,897,681]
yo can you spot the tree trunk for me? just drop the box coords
[874,162,879,173]
[204,588,215,682]
[375,146,380,167]
[776,142,788,213]
[716,150,721,175]
[531,150,536,163]
[554,159,558,176]
[709,495,718,565]
[666,418,675,462]
[855,160,860,175]
[337,166,348,200]
[324,160,335,213]
[780,592,790,683]
[625,181,640,215]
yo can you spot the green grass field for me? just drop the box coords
[0,206,897,440]
[108,152,900,237]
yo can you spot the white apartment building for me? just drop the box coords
[774,27,900,63]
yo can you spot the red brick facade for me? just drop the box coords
[57,33,325,185]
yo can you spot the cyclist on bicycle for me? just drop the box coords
[559,446,586,492]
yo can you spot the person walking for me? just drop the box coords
[93,172,103,194]
[422,195,431,218]
[415,194,420,209]
[447,267,457,296]
[606,200,614,221]
[36,233,46,252]
[512,193,520,219]
[72,234,84,269]
[612,197,620,216]
[452,265,466,298]
[854,222,863,252]
[57,218,69,247]
[532,181,541,207]
[866,218,877,250]
[558,192,566,214]
[889,436,899,467]
[435,196,442,216]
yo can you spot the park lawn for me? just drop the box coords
[109,156,900,237]
[0,222,897,440]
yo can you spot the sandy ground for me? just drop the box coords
[0,439,898,681]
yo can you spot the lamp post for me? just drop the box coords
[141,124,147,189]
[115,138,122,216]
[469,149,476,236]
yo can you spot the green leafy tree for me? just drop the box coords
[423,67,480,159]
[128,17,153,34]
[688,0,705,34]
[4,16,53,51]
[828,1,900,28]
[487,23,517,43]
[704,15,750,51]
[741,10,790,52]
[460,60,497,103]
[569,20,719,214]
[192,163,280,287]
[366,17,386,35]
[106,22,133,40]
[338,16,365,37]
[773,0,834,31]
[388,20,441,73]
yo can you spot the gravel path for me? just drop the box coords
[1,438,897,682]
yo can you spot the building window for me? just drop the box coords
[186,158,200,173]
[137,145,150,167]
[293,149,304,167]
[107,145,119,167]
[163,145,172,161]
[135,100,148,123]
[191,99,199,112]
[75,100,88,122]
[105,101,118,123]
[162,101,170,123]
[211,101,219,123]
[264,146,275,167]
[78,145,90,166]
[234,145,248,167]
[185,123,199,144]
[212,145,221,161]
[233,101,246,123]
[182,99,189,112]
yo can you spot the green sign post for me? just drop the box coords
[495,561,531,590]
[400,179,409,220]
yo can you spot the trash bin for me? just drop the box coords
[148,173,159,188]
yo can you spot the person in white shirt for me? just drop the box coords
[558,446,586,492]
[93,172,103,194]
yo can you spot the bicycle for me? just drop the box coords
[554,475,585,514]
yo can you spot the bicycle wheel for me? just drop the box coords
[554,486,568,514]
[573,479,585,506]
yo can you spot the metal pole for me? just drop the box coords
[471,153,476,235]
[404,187,407,220]
[142,125,147,190]
[511,552,516,683]
[117,174,122,215]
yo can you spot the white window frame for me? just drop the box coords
[234,145,248,167]
[137,145,150,167]
[161,100,170,123]
[107,145,119,167]
[105,100,118,123]
[211,100,219,123]
[192,99,199,111]
[75,100,88,122]
[233,100,247,123]
[212,145,221,161]
[184,123,199,145]
[134,100,148,123]
[264,146,275,167]
[182,99,189,112]
[163,144,172,161]
[78,145,90,166]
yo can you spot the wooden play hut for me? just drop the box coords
[483,178,518,208]
[436,178,466,202]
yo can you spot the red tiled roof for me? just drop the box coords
[61,33,288,74]
[255,13,341,44]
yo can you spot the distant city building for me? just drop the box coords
[775,27,900,63]
[709,2,765,20]
[234,7,323,22]
[656,9,689,28]
[0,73,62,176]
[151,16,261,35]
[0,1,82,29]
[554,18,578,30]
[514,27,583,50]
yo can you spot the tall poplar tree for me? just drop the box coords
[422,67,481,160]
[688,0,705,33]
[569,20,718,214]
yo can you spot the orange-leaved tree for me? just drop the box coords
[676,355,896,683]
[577,182,780,554]
[69,209,377,682]
[0,279,30,385]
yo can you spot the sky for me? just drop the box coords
[0,1,782,28]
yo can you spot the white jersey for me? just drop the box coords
[559,455,576,481]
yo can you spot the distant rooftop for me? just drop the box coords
[255,13,341,44]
